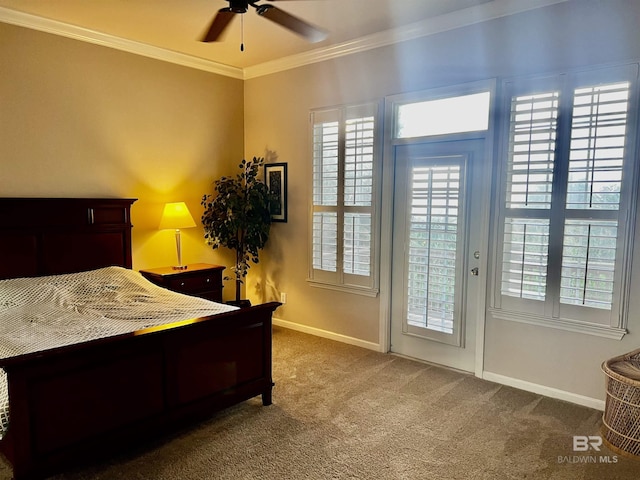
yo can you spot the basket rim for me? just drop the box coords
[601,348,640,387]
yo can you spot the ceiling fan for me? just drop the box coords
[201,0,328,45]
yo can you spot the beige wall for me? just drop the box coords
[2,0,640,402]
[0,22,244,299]
[245,0,640,401]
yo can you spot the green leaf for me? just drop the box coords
[201,156,275,298]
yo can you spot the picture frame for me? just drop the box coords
[264,162,288,223]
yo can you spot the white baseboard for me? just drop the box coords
[482,371,606,411]
[272,318,606,411]
[272,317,382,352]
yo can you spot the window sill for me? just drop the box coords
[306,279,379,298]
[488,308,627,340]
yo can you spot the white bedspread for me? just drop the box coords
[0,266,238,360]
[0,266,239,438]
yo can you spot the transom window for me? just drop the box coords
[395,91,491,139]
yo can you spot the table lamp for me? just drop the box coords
[159,202,196,270]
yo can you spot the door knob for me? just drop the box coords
[470,267,479,276]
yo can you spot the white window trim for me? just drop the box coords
[305,279,380,297]
[487,307,627,340]
[307,102,382,296]
[490,63,640,339]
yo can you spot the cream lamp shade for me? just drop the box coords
[159,202,196,230]
[159,202,196,269]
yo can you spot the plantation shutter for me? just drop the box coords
[496,65,638,332]
[558,78,632,322]
[310,104,379,293]
[500,88,559,308]
[406,162,463,335]
[312,117,339,273]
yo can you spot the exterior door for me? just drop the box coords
[390,139,486,372]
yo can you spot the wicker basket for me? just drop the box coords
[601,348,640,458]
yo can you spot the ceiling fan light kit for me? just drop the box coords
[202,0,328,45]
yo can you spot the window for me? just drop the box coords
[495,65,638,336]
[309,103,379,295]
[406,162,463,336]
[395,91,491,138]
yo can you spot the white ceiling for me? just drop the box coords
[0,0,566,78]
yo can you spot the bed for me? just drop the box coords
[0,197,279,480]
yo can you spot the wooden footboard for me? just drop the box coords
[0,302,279,480]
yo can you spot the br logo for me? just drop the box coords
[573,435,603,452]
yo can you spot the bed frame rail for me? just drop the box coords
[0,302,278,480]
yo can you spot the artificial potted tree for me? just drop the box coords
[201,157,278,307]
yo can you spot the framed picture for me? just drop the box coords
[264,162,288,223]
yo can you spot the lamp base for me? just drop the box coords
[172,229,188,271]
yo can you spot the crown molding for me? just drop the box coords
[0,0,568,81]
[243,0,569,79]
[0,6,244,79]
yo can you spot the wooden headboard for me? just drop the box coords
[0,198,136,280]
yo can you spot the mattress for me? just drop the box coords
[0,266,239,437]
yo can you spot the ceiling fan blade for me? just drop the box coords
[201,8,236,42]
[256,5,328,43]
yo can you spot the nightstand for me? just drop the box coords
[139,263,225,302]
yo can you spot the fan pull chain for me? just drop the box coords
[240,14,244,52]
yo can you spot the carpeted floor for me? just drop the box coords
[2,326,638,479]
